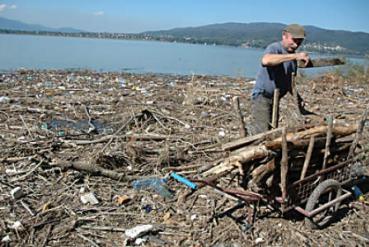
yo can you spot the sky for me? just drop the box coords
[0,0,368,33]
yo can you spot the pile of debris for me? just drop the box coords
[0,69,369,246]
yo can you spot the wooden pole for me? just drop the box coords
[290,72,301,115]
[300,135,315,180]
[347,109,368,159]
[280,127,288,210]
[232,96,247,137]
[322,116,333,170]
[272,88,280,129]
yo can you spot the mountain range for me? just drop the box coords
[142,22,369,55]
[0,17,82,33]
[1,17,369,55]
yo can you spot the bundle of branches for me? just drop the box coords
[202,112,368,196]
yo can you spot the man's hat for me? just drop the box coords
[283,24,305,39]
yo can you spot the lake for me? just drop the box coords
[0,34,367,78]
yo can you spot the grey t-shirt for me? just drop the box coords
[252,41,297,99]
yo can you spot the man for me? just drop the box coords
[249,24,310,135]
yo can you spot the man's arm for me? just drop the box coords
[262,52,310,66]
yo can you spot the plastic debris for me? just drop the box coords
[1,235,11,243]
[125,224,153,239]
[255,237,264,244]
[10,187,24,200]
[80,192,99,205]
[170,172,198,190]
[0,96,10,103]
[9,221,24,231]
[113,195,131,205]
[132,177,173,198]
[218,129,225,137]
[353,185,365,202]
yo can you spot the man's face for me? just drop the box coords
[282,31,304,53]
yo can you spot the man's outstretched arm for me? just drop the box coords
[262,52,310,66]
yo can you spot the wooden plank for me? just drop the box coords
[298,58,345,68]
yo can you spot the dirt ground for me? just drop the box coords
[1,69,369,246]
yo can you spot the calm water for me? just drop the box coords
[0,34,367,78]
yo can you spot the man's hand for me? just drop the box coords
[295,52,310,67]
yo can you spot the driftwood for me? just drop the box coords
[232,96,247,137]
[348,109,368,159]
[204,124,358,176]
[51,158,132,181]
[298,58,345,68]
[272,89,280,129]
[280,128,288,209]
[251,159,275,185]
[300,136,315,180]
[222,127,284,151]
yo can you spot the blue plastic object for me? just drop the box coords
[353,185,363,197]
[132,177,173,198]
[170,172,197,190]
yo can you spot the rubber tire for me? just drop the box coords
[305,179,342,230]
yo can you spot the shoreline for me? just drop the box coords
[0,68,255,81]
[0,31,365,58]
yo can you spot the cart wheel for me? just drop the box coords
[305,179,342,229]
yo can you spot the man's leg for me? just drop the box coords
[249,94,273,135]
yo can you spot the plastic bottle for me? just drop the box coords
[352,185,365,202]
[132,177,173,198]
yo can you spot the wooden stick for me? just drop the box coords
[298,58,345,68]
[280,127,288,209]
[251,158,275,185]
[300,135,315,180]
[19,114,34,139]
[322,116,333,170]
[204,124,358,176]
[222,127,283,151]
[347,109,368,159]
[79,225,126,232]
[271,88,280,129]
[232,96,247,137]
[290,72,301,115]
[51,159,135,181]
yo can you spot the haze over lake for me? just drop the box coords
[0,34,367,78]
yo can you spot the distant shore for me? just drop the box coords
[0,29,362,57]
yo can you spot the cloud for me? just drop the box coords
[0,3,17,12]
[93,11,104,16]
[0,4,6,12]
